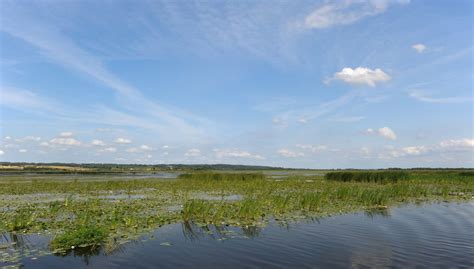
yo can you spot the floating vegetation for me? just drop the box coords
[0,170,473,260]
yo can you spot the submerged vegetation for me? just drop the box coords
[1,169,473,255]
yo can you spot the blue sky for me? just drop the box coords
[0,0,472,168]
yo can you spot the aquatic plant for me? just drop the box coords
[50,225,107,249]
[324,171,409,183]
[178,172,265,181]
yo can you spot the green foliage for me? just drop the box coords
[325,171,409,183]
[51,225,107,249]
[178,172,265,181]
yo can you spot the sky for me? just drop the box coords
[0,0,473,168]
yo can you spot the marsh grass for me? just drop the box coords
[0,170,472,252]
[325,171,409,183]
[51,226,107,250]
[178,172,265,181]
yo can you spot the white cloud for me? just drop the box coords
[375,138,473,159]
[360,147,370,157]
[185,148,201,157]
[439,139,474,150]
[329,67,391,87]
[366,127,397,140]
[0,11,212,142]
[329,116,364,123]
[0,87,59,113]
[19,149,28,153]
[140,145,152,151]
[4,136,12,140]
[126,148,139,153]
[39,142,50,147]
[378,127,397,140]
[412,43,426,53]
[272,117,288,128]
[126,144,153,153]
[115,138,131,144]
[296,144,327,153]
[0,150,4,155]
[409,91,473,104]
[15,136,41,143]
[297,118,308,124]
[50,137,82,146]
[277,149,304,158]
[303,0,409,29]
[214,149,265,160]
[91,139,106,146]
[4,144,18,149]
[402,146,427,155]
[59,132,74,138]
[100,147,117,153]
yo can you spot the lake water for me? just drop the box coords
[2,202,473,268]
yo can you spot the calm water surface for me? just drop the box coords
[2,202,473,268]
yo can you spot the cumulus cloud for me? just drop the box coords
[0,150,4,155]
[303,0,410,29]
[375,138,472,159]
[91,139,106,146]
[50,137,81,146]
[412,43,426,53]
[401,146,427,155]
[184,148,201,157]
[328,67,391,87]
[439,139,474,149]
[19,149,28,153]
[378,127,397,140]
[59,132,73,138]
[214,149,265,160]
[366,127,397,140]
[115,138,131,144]
[277,149,304,158]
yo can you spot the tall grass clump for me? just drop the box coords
[178,172,265,181]
[325,171,409,183]
[458,171,474,177]
[51,225,107,250]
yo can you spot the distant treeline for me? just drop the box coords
[0,162,473,174]
[0,162,287,173]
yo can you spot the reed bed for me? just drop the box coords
[325,171,409,183]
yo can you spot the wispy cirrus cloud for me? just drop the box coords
[1,3,213,141]
[300,0,410,29]
[409,91,473,104]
